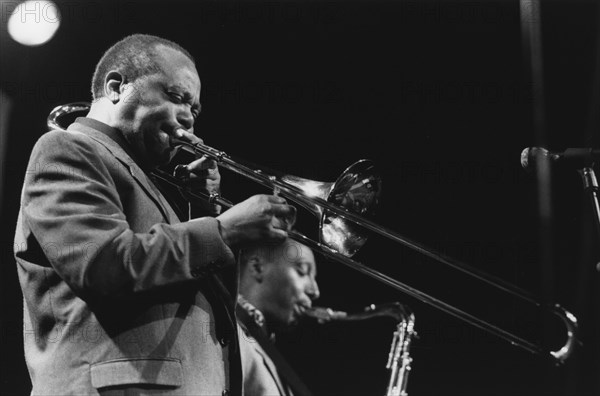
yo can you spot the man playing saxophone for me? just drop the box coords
[237,238,320,396]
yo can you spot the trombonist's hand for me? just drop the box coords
[174,130,222,215]
[216,194,297,250]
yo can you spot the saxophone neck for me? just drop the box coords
[363,302,415,323]
[305,302,414,323]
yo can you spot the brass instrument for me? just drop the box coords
[305,302,416,396]
[47,102,579,365]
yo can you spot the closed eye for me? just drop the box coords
[169,92,200,120]
[169,92,183,103]
[295,264,309,276]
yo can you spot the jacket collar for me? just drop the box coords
[72,117,140,164]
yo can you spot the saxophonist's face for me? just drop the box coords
[259,240,320,328]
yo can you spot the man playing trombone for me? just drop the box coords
[14,33,296,395]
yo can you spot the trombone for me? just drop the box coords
[47,102,579,364]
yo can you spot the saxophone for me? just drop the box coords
[304,302,417,396]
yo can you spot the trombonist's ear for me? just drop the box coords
[104,71,129,104]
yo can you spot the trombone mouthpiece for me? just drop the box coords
[170,136,186,146]
[169,137,198,156]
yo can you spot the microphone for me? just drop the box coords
[520,147,600,172]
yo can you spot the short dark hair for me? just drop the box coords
[91,34,195,100]
[238,238,307,268]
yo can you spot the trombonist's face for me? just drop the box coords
[113,45,201,168]
[259,240,320,328]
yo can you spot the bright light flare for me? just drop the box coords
[7,1,61,47]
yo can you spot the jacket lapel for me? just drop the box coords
[253,342,290,396]
[65,124,177,223]
[237,309,291,396]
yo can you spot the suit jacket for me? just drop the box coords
[14,118,241,395]
[237,322,291,396]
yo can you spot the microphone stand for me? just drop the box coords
[578,166,600,238]
[565,149,600,238]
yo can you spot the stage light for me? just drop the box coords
[7,0,61,47]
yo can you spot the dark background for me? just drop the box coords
[1,0,600,395]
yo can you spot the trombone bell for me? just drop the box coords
[281,159,381,257]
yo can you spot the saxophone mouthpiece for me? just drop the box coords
[304,307,348,323]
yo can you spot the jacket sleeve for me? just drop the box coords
[19,130,235,300]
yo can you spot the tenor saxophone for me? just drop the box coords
[305,302,417,396]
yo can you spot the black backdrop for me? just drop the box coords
[1,1,600,395]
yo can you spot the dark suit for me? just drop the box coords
[14,118,240,395]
